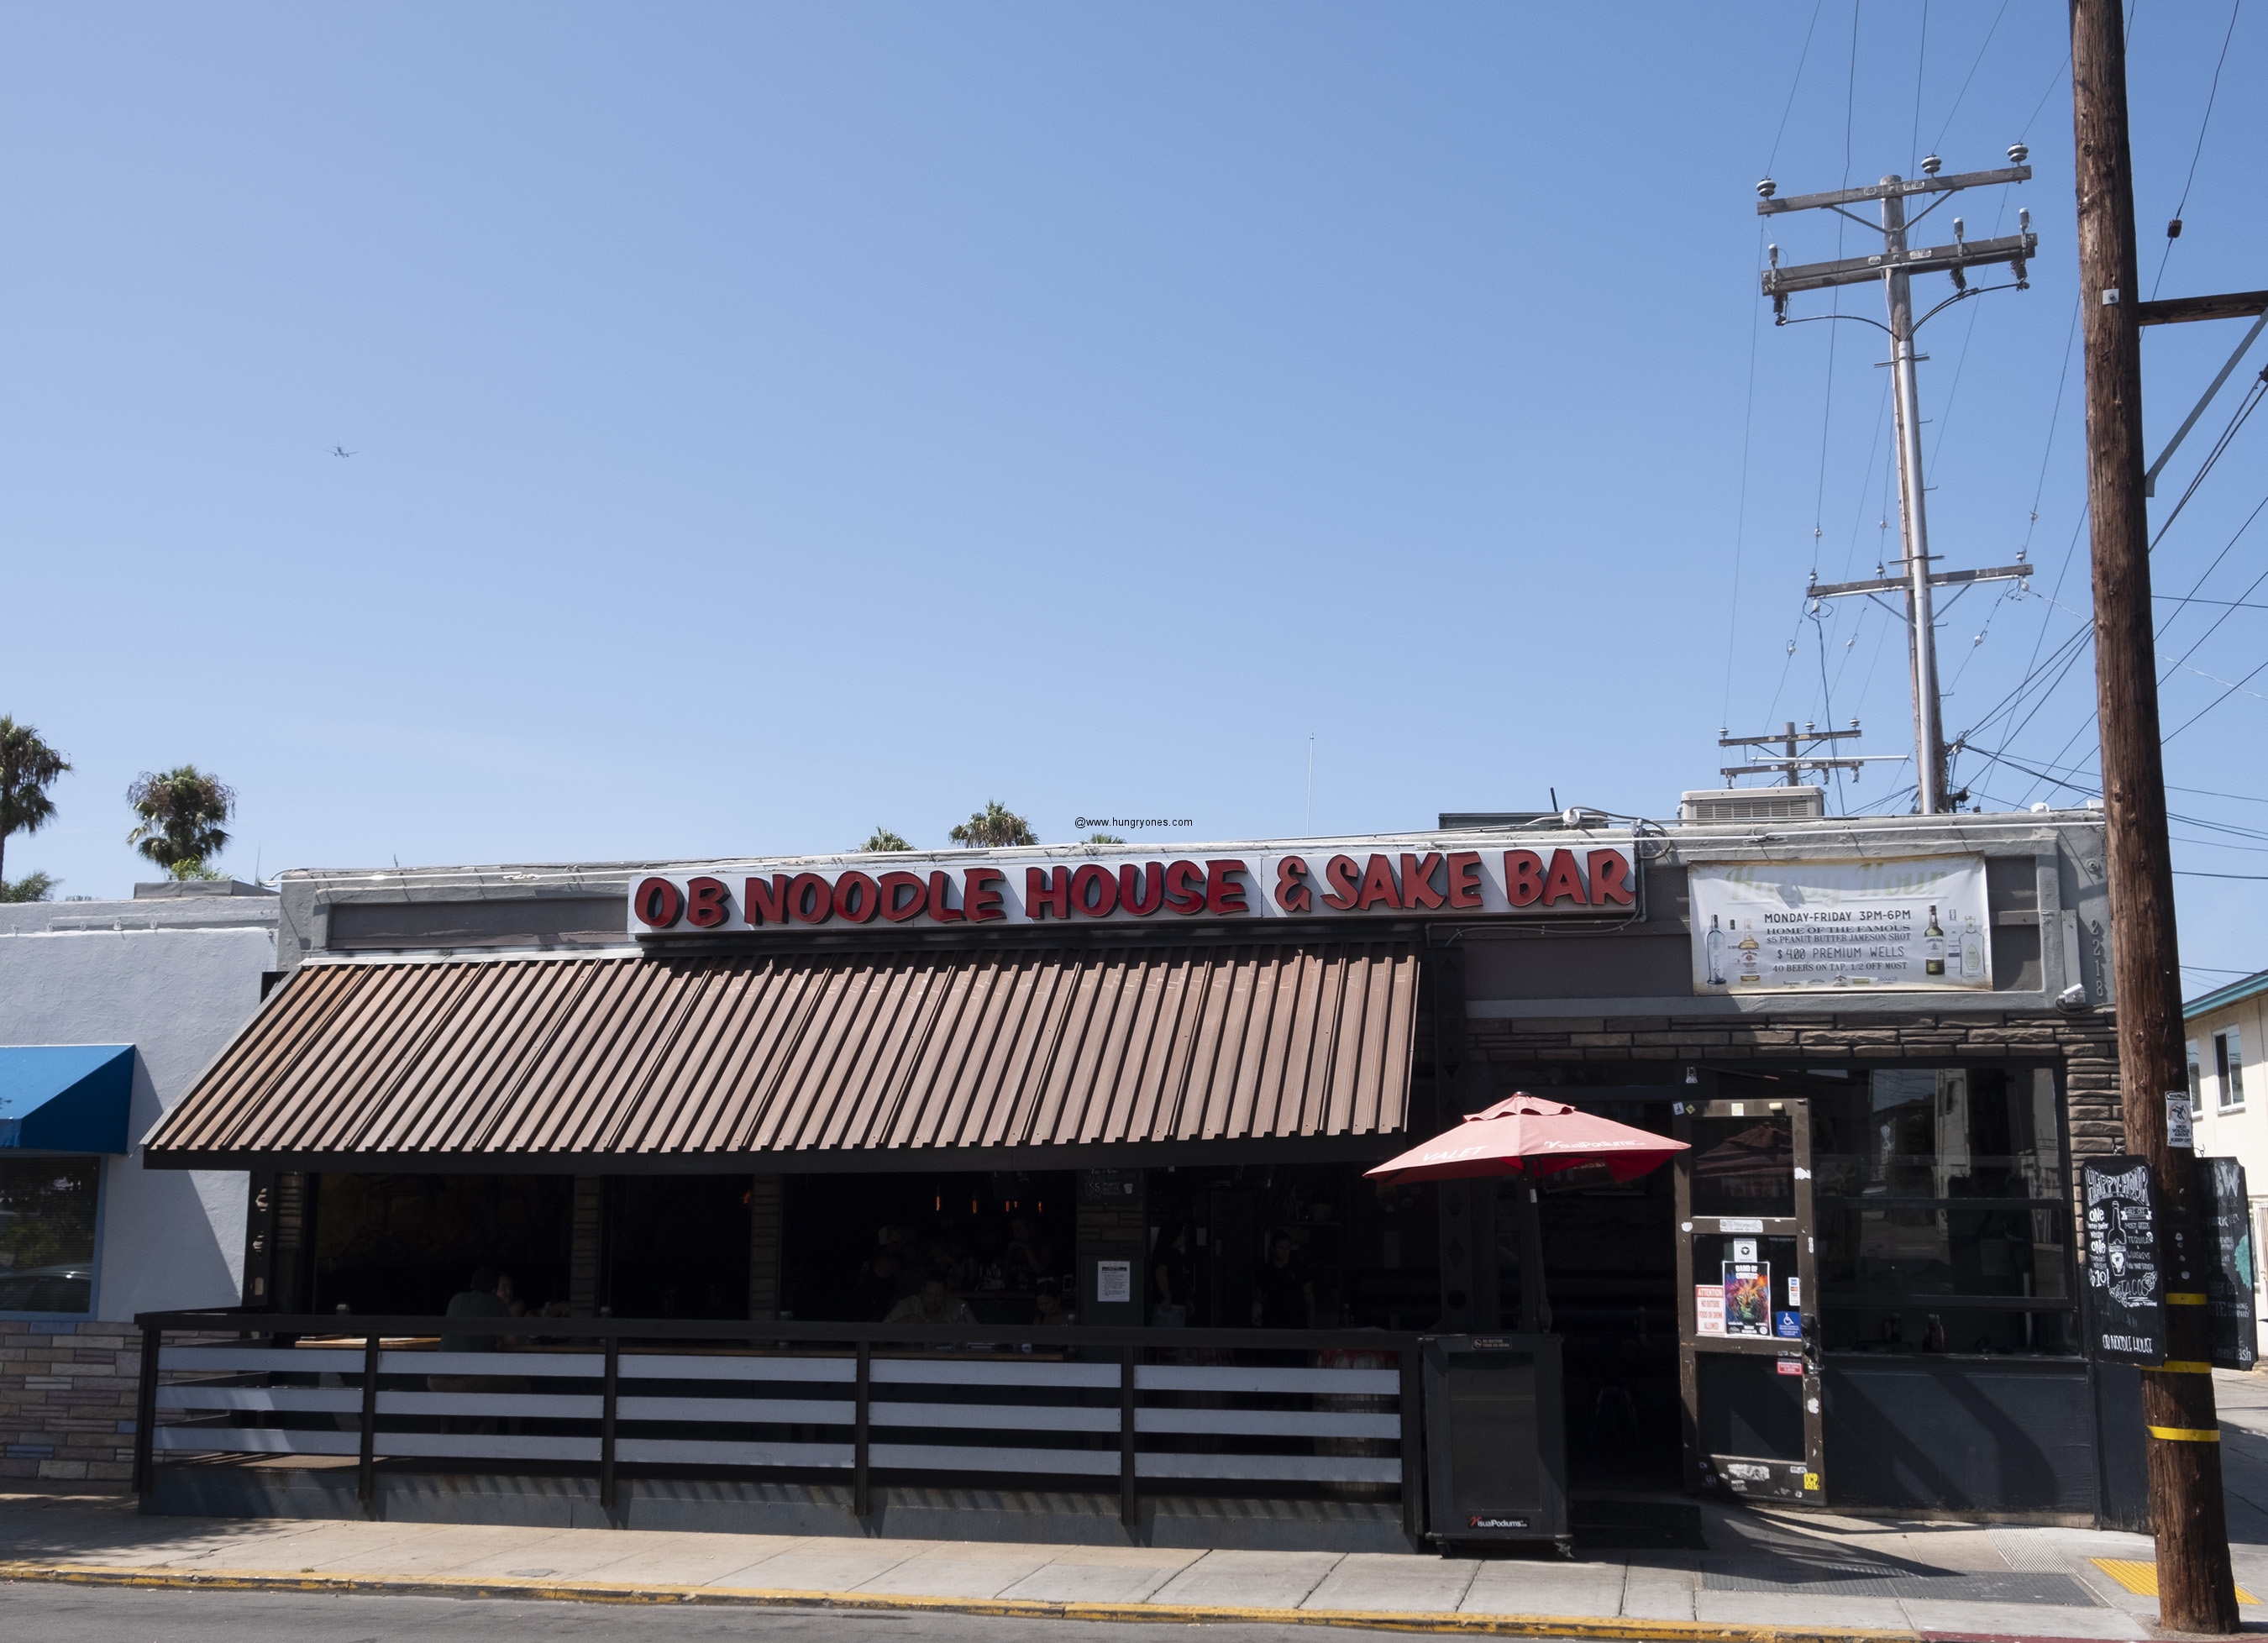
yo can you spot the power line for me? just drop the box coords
[2145,494,2268,743]
[1722,223,1768,728]
[1765,0,1830,177]
[2021,296,2083,560]
[2163,657,2268,745]
[2150,0,2242,301]
[2148,370,2265,560]
[1908,0,1929,175]
[2019,54,2070,141]
[1930,0,2013,152]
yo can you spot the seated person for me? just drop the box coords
[884,1274,978,1327]
[438,1267,516,1353]
[431,1267,526,1431]
[1032,1276,1076,1327]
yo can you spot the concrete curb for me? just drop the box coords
[0,1559,1925,1641]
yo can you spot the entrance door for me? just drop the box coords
[1674,1094,1823,1504]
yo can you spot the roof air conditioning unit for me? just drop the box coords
[1679,787,1827,823]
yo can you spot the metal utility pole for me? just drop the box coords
[1717,719,1899,787]
[2070,0,2238,1629]
[1882,185,1946,811]
[1758,157,2037,811]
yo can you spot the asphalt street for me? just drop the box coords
[0,1583,1433,1642]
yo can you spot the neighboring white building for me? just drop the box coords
[0,879,276,1488]
[2187,967,2268,1356]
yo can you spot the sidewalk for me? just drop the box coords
[5,1370,2265,1641]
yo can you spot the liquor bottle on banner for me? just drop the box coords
[1963,912,1983,980]
[1924,906,1945,976]
[1944,905,1963,977]
[1736,920,1761,984]
[1707,915,1726,985]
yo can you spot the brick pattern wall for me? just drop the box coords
[0,1320,140,1491]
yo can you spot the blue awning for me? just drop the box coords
[0,1046,135,1152]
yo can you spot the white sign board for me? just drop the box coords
[1688,854,1994,994]
[1096,1261,1132,1304]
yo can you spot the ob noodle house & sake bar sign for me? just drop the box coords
[1687,854,1994,995]
[627,842,1640,936]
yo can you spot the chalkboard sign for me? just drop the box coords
[2082,1156,2166,1365]
[2201,1157,2258,1370]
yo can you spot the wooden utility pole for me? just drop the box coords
[2070,0,2238,1630]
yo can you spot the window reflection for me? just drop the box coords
[1712,1065,2073,1359]
[1689,1116,1794,1216]
[0,1156,98,1315]
[1809,1068,2062,1200]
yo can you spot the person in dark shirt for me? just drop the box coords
[1252,1233,1313,1329]
[438,1267,514,1352]
[1152,1222,1193,1326]
[853,1247,913,1321]
[432,1267,523,1433]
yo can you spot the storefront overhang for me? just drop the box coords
[142,942,1418,1174]
[0,1044,135,1152]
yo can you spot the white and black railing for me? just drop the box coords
[132,1312,1423,1536]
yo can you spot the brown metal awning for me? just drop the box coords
[144,942,1419,1173]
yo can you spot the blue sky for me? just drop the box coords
[3,3,2261,991]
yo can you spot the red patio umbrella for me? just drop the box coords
[1364,1094,1688,1185]
[1365,1094,1689,1336]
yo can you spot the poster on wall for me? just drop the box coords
[2082,1156,2166,1365]
[1688,855,1995,994]
[1722,1262,1773,1336]
[2202,1157,2258,1369]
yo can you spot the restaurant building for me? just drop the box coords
[134,801,2150,1543]
[0,879,277,1489]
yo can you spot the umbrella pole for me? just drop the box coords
[1517,1178,1551,1334]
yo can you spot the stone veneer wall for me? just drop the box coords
[0,1320,142,1490]
[1470,1007,2119,1139]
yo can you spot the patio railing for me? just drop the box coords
[132,1310,1424,1537]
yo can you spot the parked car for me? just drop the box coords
[0,1262,92,1313]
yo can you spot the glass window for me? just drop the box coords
[0,1156,99,1315]
[2218,1031,2245,1110]
[1728,1065,2074,1359]
[1809,1067,2064,1201]
[1688,1108,1795,1218]
[2188,1040,2203,1113]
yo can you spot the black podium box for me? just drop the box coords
[1420,1332,1568,1549]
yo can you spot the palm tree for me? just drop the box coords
[0,716,71,886]
[1086,832,1125,844]
[862,827,914,852]
[126,766,237,879]
[1,870,58,904]
[948,802,1037,848]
